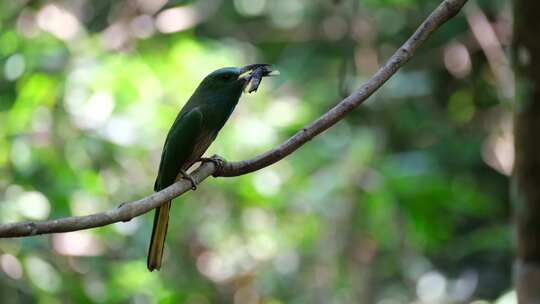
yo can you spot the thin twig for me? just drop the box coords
[0,0,469,238]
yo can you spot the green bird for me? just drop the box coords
[148,64,276,271]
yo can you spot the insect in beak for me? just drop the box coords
[239,64,279,93]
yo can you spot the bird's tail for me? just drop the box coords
[147,201,171,271]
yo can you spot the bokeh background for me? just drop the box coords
[0,0,515,303]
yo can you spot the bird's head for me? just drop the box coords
[197,64,278,97]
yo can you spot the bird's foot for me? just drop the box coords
[197,154,226,176]
[179,169,198,190]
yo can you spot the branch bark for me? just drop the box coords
[0,0,469,238]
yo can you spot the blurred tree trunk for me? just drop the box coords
[513,0,540,302]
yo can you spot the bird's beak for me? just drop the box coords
[238,64,280,81]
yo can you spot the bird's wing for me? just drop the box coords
[183,129,218,169]
[154,107,204,191]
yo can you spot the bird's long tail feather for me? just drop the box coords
[147,201,171,271]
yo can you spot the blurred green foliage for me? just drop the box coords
[0,0,513,303]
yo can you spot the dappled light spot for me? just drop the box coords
[358,168,383,192]
[101,23,129,50]
[273,250,299,274]
[101,117,137,146]
[234,0,267,16]
[0,254,23,280]
[17,191,50,220]
[416,271,447,303]
[110,261,167,298]
[466,8,514,100]
[113,217,141,235]
[196,251,234,282]
[247,233,277,261]
[267,0,305,29]
[355,46,379,75]
[7,72,58,133]
[444,42,472,78]
[70,191,106,216]
[36,4,80,41]
[134,73,164,104]
[69,91,115,130]
[100,169,121,196]
[129,15,155,39]
[31,106,53,145]
[66,258,90,274]
[495,291,517,304]
[0,186,51,222]
[226,237,257,273]
[264,97,299,127]
[53,231,105,256]
[352,19,375,43]
[155,6,199,34]
[382,71,432,99]
[234,117,277,148]
[518,47,530,66]
[447,270,478,302]
[136,0,167,14]
[83,277,106,302]
[386,151,435,177]
[4,53,25,81]
[1,185,24,223]
[253,170,282,196]
[16,9,39,38]
[198,202,230,243]
[10,138,32,170]
[63,141,92,172]
[242,208,276,231]
[25,256,62,293]
[482,119,514,176]
[322,15,348,41]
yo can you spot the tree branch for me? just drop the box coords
[217,0,468,177]
[0,0,469,238]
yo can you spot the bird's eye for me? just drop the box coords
[220,74,234,81]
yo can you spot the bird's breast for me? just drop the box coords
[183,129,217,170]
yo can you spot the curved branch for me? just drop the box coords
[0,0,468,238]
[216,0,468,177]
[0,162,217,237]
